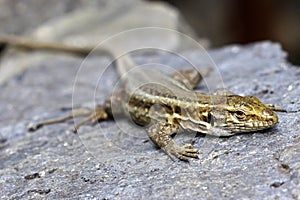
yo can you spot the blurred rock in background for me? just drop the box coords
[0,0,207,83]
[150,0,300,65]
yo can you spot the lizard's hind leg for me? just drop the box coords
[28,89,126,133]
[170,68,211,89]
[28,106,110,133]
[72,106,109,133]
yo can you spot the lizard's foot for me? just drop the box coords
[148,122,199,161]
[28,106,108,133]
[163,143,199,162]
[72,106,108,133]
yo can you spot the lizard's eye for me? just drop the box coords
[235,111,246,120]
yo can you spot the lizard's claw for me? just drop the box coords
[163,143,199,162]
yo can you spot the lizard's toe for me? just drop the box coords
[183,143,195,149]
[73,107,108,132]
[180,145,199,159]
[163,143,199,162]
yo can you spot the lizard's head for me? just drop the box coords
[214,95,278,133]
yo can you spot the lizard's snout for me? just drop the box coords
[261,108,278,127]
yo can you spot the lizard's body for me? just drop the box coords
[0,36,285,161]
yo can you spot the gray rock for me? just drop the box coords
[0,41,299,199]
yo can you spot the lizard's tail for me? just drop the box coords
[0,35,104,56]
[0,35,135,77]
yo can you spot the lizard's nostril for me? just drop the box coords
[262,109,279,126]
[272,113,279,124]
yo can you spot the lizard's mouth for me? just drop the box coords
[247,120,277,131]
[226,118,278,133]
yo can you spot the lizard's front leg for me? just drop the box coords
[148,122,199,161]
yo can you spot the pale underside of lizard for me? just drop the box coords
[0,35,286,161]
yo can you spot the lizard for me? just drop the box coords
[0,35,286,161]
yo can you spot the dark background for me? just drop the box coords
[150,0,300,65]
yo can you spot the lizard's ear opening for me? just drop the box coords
[208,113,215,126]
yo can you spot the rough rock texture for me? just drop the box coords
[0,42,299,199]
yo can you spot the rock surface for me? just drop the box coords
[0,42,299,199]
